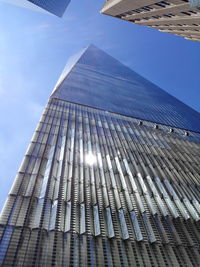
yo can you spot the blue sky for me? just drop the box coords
[0,0,200,210]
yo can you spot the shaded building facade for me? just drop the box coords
[0,45,200,266]
[101,0,200,42]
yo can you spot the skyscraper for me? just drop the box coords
[27,0,70,17]
[101,0,200,42]
[0,45,200,266]
[1,0,70,17]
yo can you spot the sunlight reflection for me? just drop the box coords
[85,152,96,166]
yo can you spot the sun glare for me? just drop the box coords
[85,152,96,166]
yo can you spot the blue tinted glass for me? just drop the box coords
[189,0,200,8]
[52,45,200,132]
[28,0,70,17]
[0,226,13,264]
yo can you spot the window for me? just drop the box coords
[156,1,171,8]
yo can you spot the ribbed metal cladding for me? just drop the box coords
[0,97,200,266]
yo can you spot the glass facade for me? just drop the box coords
[189,0,200,8]
[27,0,70,17]
[0,46,200,266]
[52,45,200,133]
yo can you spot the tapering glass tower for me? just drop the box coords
[0,45,200,266]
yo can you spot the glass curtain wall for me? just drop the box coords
[27,0,70,16]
